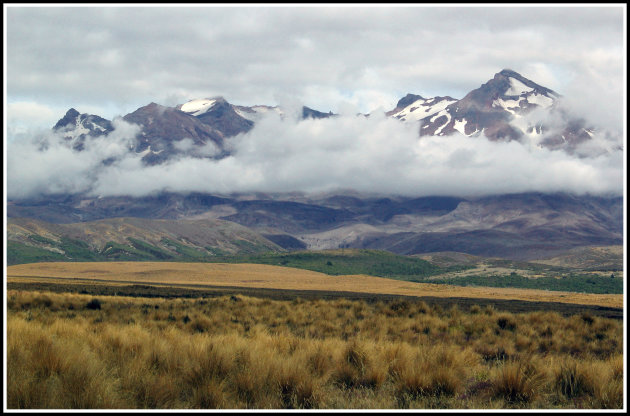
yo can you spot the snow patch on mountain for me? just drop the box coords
[506,77,534,96]
[180,99,217,116]
[235,105,283,122]
[453,119,468,136]
[493,97,523,114]
[526,93,554,108]
[69,115,92,140]
[392,97,456,121]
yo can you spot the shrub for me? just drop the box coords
[85,299,102,310]
[33,295,54,309]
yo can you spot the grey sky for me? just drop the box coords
[5,5,625,125]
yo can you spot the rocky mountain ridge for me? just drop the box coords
[51,69,605,165]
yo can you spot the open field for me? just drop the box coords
[7,261,623,309]
[6,289,624,409]
[8,236,624,294]
[6,261,624,409]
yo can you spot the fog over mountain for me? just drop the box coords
[5,6,624,201]
[7,97,622,200]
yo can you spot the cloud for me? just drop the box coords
[7,108,622,200]
[5,6,624,117]
[5,7,624,200]
[6,101,61,138]
[7,119,139,199]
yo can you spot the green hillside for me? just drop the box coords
[212,249,451,280]
[431,273,623,295]
[6,217,281,265]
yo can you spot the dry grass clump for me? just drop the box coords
[490,360,546,405]
[392,344,478,407]
[6,289,624,409]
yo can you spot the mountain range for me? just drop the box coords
[51,69,604,165]
[8,190,622,262]
[8,69,624,263]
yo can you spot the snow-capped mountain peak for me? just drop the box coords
[489,69,559,115]
[179,98,219,116]
[52,108,114,150]
[383,69,568,142]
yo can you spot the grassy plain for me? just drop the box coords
[6,261,623,309]
[9,241,623,295]
[6,289,624,409]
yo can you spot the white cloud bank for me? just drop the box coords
[6,109,623,200]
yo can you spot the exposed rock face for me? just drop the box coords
[302,106,335,119]
[122,102,225,164]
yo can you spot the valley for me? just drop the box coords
[7,207,623,295]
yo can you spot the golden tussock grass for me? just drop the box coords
[6,289,624,409]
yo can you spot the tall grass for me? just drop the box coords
[6,289,624,409]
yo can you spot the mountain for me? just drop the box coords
[11,69,622,262]
[233,104,284,122]
[7,191,622,261]
[53,108,114,151]
[52,96,340,165]
[47,68,619,166]
[49,69,605,163]
[386,94,458,124]
[176,96,255,137]
[121,102,227,164]
[395,69,558,139]
[387,69,594,152]
[347,193,622,260]
[302,106,335,119]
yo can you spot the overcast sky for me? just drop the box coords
[6,5,625,124]
[4,4,626,199]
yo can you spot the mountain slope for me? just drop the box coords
[177,96,254,137]
[7,216,283,265]
[122,102,226,164]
